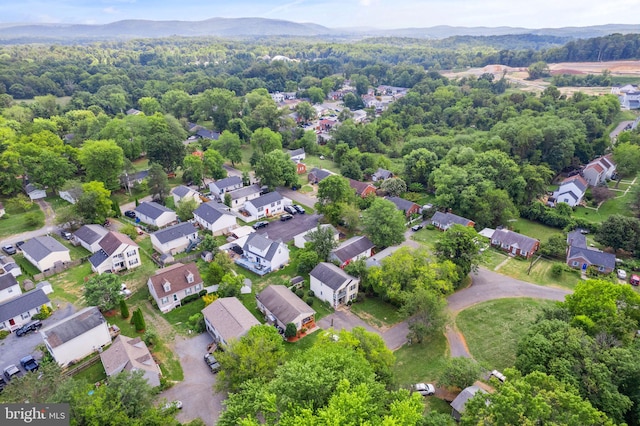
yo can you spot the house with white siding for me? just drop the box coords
[134,201,177,228]
[148,263,204,313]
[73,224,109,253]
[329,236,374,268]
[552,175,588,207]
[88,231,141,275]
[0,274,21,303]
[209,176,243,200]
[227,184,262,211]
[310,262,359,309]
[582,155,617,187]
[0,289,51,332]
[21,236,71,272]
[150,222,199,255]
[244,192,288,220]
[237,233,289,275]
[171,185,202,206]
[0,255,22,278]
[193,201,238,235]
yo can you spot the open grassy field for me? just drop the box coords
[164,298,206,335]
[302,154,341,174]
[350,296,403,328]
[456,298,558,370]
[478,248,508,270]
[393,332,449,385]
[411,227,440,252]
[508,218,563,242]
[573,192,634,223]
[0,201,44,238]
[496,256,581,290]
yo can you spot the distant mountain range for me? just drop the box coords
[0,18,638,43]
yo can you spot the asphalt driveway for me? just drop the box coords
[256,213,321,243]
[157,333,224,426]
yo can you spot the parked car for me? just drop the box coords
[3,364,20,381]
[135,227,144,235]
[119,283,132,298]
[253,221,269,230]
[411,224,424,231]
[204,353,221,373]
[280,214,294,222]
[163,400,183,410]
[412,383,435,396]
[292,205,306,214]
[20,355,39,373]
[61,230,72,240]
[124,210,136,218]
[15,241,25,250]
[631,275,640,286]
[618,269,627,280]
[283,205,297,215]
[15,320,42,337]
[2,245,16,255]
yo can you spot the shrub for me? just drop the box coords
[295,288,304,298]
[307,290,315,297]
[284,323,297,338]
[202,293,217,306]
[426,224,435,230]
[551,263,564,277]
[119,299,130,319]
[132,308,146,332]
[31,304,52,320]
[305,297,314,306]
[0,330,9,340]
[198,289,207,297]
[143,330,158,348]
[24,212,41,227]
[187,313,205,333]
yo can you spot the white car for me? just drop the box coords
[119,283,132,298]
[618,269,627,280]
[163,400,183,410]
[413,383,435,396]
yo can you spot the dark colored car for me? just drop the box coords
[283,205,297,215]
[20,355,39,373]
[0,376,6,392]
[280,214,294,222]
[15,320,42,337]
[292,205,306,214]
[2,245,16,255]
[204,353,221,373]
[253,221,269,230]
[124,210,137,218]
[15,241,25,250]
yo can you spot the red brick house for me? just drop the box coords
[349,179,376,198]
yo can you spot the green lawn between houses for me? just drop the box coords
[0,201,44,239]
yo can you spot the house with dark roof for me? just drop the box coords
[195,128,220,140]
[59,185,83,205]
[0,289,51,332]
[308,168,334,184]
[227,184,262,211]
[0,273,21,304]
[566,230,616,273]
[89,231,141,275]
[100,335,161,387]
[582,155,616,187]
[202,297,260,346]
[348,179,377,198]
[431,212,475,231]
[310,263,359,309]
[451,385,486,422]
[552,175,588,207]
[134,201,177,228]
[0,255,22,278]
[120,170,149,191]
[147,262,204,313]
[150,222,199,255]
[73,224,109,253]
[256,285,316,335]
[330,235,375,268]
[371,168,394,182]
[41,306,111,367]
[287,148,306,163]
[25,183,46,200]
[244,192,288,220]
[293,224,339,249]
[21,236,71,272]
[491,229,540,259]
[126,108,142,115]
[171,185,202,206]
[193,201,237,235]
[209,176,243,199]
[238,233,289,275]
[385,196,421,217]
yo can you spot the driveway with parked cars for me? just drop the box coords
[256,213,321,243]
[158,333,225,426]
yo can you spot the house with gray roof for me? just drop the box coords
[25,183,46,200]
[134,201,177,228]
[552,175,588,207]
[451,385,486,422]
[371,168,394,182]
[227,184,262,211]
[202,297,260,346]
[0,273,21,304]
[238,233,289,275]
[431,211,475,231]
[244,192,288,220]
[308,168,334,184]
[100,335,161,387]
[256,285,316,335]
[310,263,359,309]
[293,224,339,249]
[59,185,83,204]
[171,185,202,206]
[0,289,51,332]
[73,224,109,253]
[287,148,306,163]
[41,306,111,367]
[209,176,243,199]
[193,201,237,235]
[150,222,199,255]
[21,236,71,272]
[89,231,141,275]
[385,196,421,217]
[491,229,540,259]
[329,235,375,268]
[0,255,21,278]
[566,229,616,273]
[120,170,149,190]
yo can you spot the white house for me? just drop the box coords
[120,170,149,191]
[73,224,109,253]
[202,297,260,346]
[310,262,359,309]
[25,183,46,200]
[227,184,262,211]
[134,201,177,228]
[239,233,290,274]
[193,201,238,235]
[293,224,339,249]
[287,148,306,163]
[88,231,141,275]
[552,175,588,207]
[21,236,71,272]
[147,262,204,313]
[171,185,202,206]
[0,273,21,303]
[41,306,111,367]
[244,192,288,220]
[329,236,375,268]
[0,289,51,332]
[100,335,161,388]
[582,155,617,187]
[0,255,22,278]
[209,176,243,199]
[150,222,199,255]
[256,285,316,334]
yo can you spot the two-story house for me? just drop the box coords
[73,224,109,253]
[582,155,616,187]
[552,175,588,207]
[310,262,359,309]
[244,192,287,220]
[88,231,141,275]
[148,262,204,313]
[0,289,51,332]
[256,285,316,335]
[209,176,243,200]
[150,222,199,255]
[193,201,238,235]
[227,184,262,211]
[134,202,177,228]
[237,233,289,275]
[287,148,306,163]
[21,236,71,272]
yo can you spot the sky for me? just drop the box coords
[0,0,637,29]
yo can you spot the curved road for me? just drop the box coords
[445,267,572,357]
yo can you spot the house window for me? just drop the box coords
[8,288,12,293]
[126,250,137,257]
[572,261,579,267]
[161,297,169,304]
[186,272,194,284]
[185,288,192,295]
[21,312,31,320]
[173,294,178,301]
[271,202,275,207]
[349,285,356,291]
[598,266,605,272]
[195,284,202,291]
[128,258,139,266]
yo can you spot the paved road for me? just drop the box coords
[158,333,224,426]
[610,120,635,141]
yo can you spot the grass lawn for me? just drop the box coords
[0,201,44,239]
[456,298,558,370]
[299,185,314,194]
[393,332,449,386]
[238,292,266,324]
[574,190,635,224]
[284,329,321,355]
[411,227,440,252]
[13,253,42,278]
[164,299,206,335]
[496,256,580,290]
[508,218,563,242]
[478,248,508,270]
[72,361,106,384]
[350,296,402,328]
[303,154,341,174]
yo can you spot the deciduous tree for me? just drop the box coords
[84,273,123,312]
[361,198,406,248]
[78,140,124,190]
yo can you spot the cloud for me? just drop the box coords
[103,7,118,14]
[265,0,306,16]
[359,0,372,5]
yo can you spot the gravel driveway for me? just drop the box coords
[157,333,225,426]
